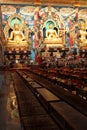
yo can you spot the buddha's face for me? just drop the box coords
[49,24,53,29]
[14,23,19,30]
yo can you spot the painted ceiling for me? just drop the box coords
[0,0,87,6]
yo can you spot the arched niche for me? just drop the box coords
[4,13,29,43]
[4,13,29,49]
[42,19,58,38]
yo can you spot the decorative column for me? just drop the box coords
[34,6,40,48]
[69,17,73,47]
[34,6,41,64]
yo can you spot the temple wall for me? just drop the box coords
[1,4,87,61]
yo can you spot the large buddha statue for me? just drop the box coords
[46,24,57,39]
[43,24,63,47]
[7,21,28,46]
[79,21,87,49]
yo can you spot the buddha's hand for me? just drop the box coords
[16,40,21,44]
[7,37,11,41]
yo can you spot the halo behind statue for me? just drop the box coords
[8,13,24,31]
[46,21,55,30]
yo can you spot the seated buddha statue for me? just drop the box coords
[46,24,57,39]
[43,24,63,47]
[7,22,28,46]
[79,22,87,49]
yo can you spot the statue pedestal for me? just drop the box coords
[43,37,64,48]
[7,40,28,48]
[46,43,63,48]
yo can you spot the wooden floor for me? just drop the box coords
[12,72,60,130]
[0,71,21,130]
[1,69,87,130]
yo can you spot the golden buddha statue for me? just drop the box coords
[79,21,87,49]
[7,21,28,46]
[43,24,63,47]
[46,24,57,39]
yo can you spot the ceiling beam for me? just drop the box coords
[0,0,87,6]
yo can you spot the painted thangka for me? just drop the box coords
[1,5,87,60]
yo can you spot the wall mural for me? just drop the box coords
[1,4,87,62]
[0,5,5,65]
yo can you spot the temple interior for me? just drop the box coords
[0,0,87,130]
